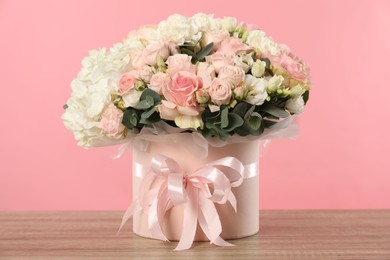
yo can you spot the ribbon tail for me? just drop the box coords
[174,185,198,251]
[227,190,237,213]
[148,183,169,241]
[198,194,234,247]
[117,200,141,234]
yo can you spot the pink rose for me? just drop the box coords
[142,40,170,66]
[118,70,139,95]
[162,71,202,107]
[129,49,146,69]
[197,62,216,89]
[201,29,230,50]
[166,54,196,75]
[218,65,245,86]
[205,52,234,73]
[264,50,310,84]
[208,78,233,105]
[100,105,125,137]
[148,72,169,94]
[217,37,252,55]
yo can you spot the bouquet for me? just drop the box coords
[62,13,310,148]
[62,13,311,251]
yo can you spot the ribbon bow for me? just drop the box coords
[120,154,246,251]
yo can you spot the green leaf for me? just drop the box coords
[224,113,244,132]
[195,42,214,61]
[139,110,160,124]
[122,109,139,129]
[263,119,278,127]
[141,108,156,119]
[244,112,264,136]
[261,103,289,118]
[63,104,68,109]
[220,106,229,128]
[232,102,250,117]
[135,100,152,110]
[302,90,309,105]
[180,48,196,58]
[140,89,161,105]
[246,112,262,131]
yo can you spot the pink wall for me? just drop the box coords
[1,0,389,210]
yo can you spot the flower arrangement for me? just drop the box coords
[62,13,311,148]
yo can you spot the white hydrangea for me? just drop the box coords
[246,30,281,56]
[62,37,139,147]
[244,75,268,106]
[157,14,200,44]
[190,13,215,33]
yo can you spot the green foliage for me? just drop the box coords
[179,42,214,64]
[201,105,244,140]
[260,103,289,118]
[122,89,161,129]
[63,104,68,109]
[303,90,310,105]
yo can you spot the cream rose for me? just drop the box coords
[117,71,139,95]
[142,40,170,66]
[166,54,196,75]
[197,62,216,89]
[208,78,233,105]
[201,29,230,50]
[218,65,245,86]
[205,52,234,73]
[148,72,169,95]
[217,37,252,55]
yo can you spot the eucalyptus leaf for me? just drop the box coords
[122,109,139,129]
[224,113,244,132]
[220,106,229,128]
[195,42,214,61]
[232,102,250,117]
[141,108,156,119]
[260,103,289,118]
[135,100,152,110]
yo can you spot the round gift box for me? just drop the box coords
[132,140,259,241]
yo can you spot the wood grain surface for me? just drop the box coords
[1,210,390,259]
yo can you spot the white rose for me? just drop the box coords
[234,54,254,73]
[122,89,142,108]
[221,17,237,32]
[244,75,268,106]
[285,96,304,114]
[251,60,266,77]
[267,75,284,92]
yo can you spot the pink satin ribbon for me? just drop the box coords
[120,154,250,251]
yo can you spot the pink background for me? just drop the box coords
[1,0,389,211]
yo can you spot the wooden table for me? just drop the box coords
[1,211,390,259]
